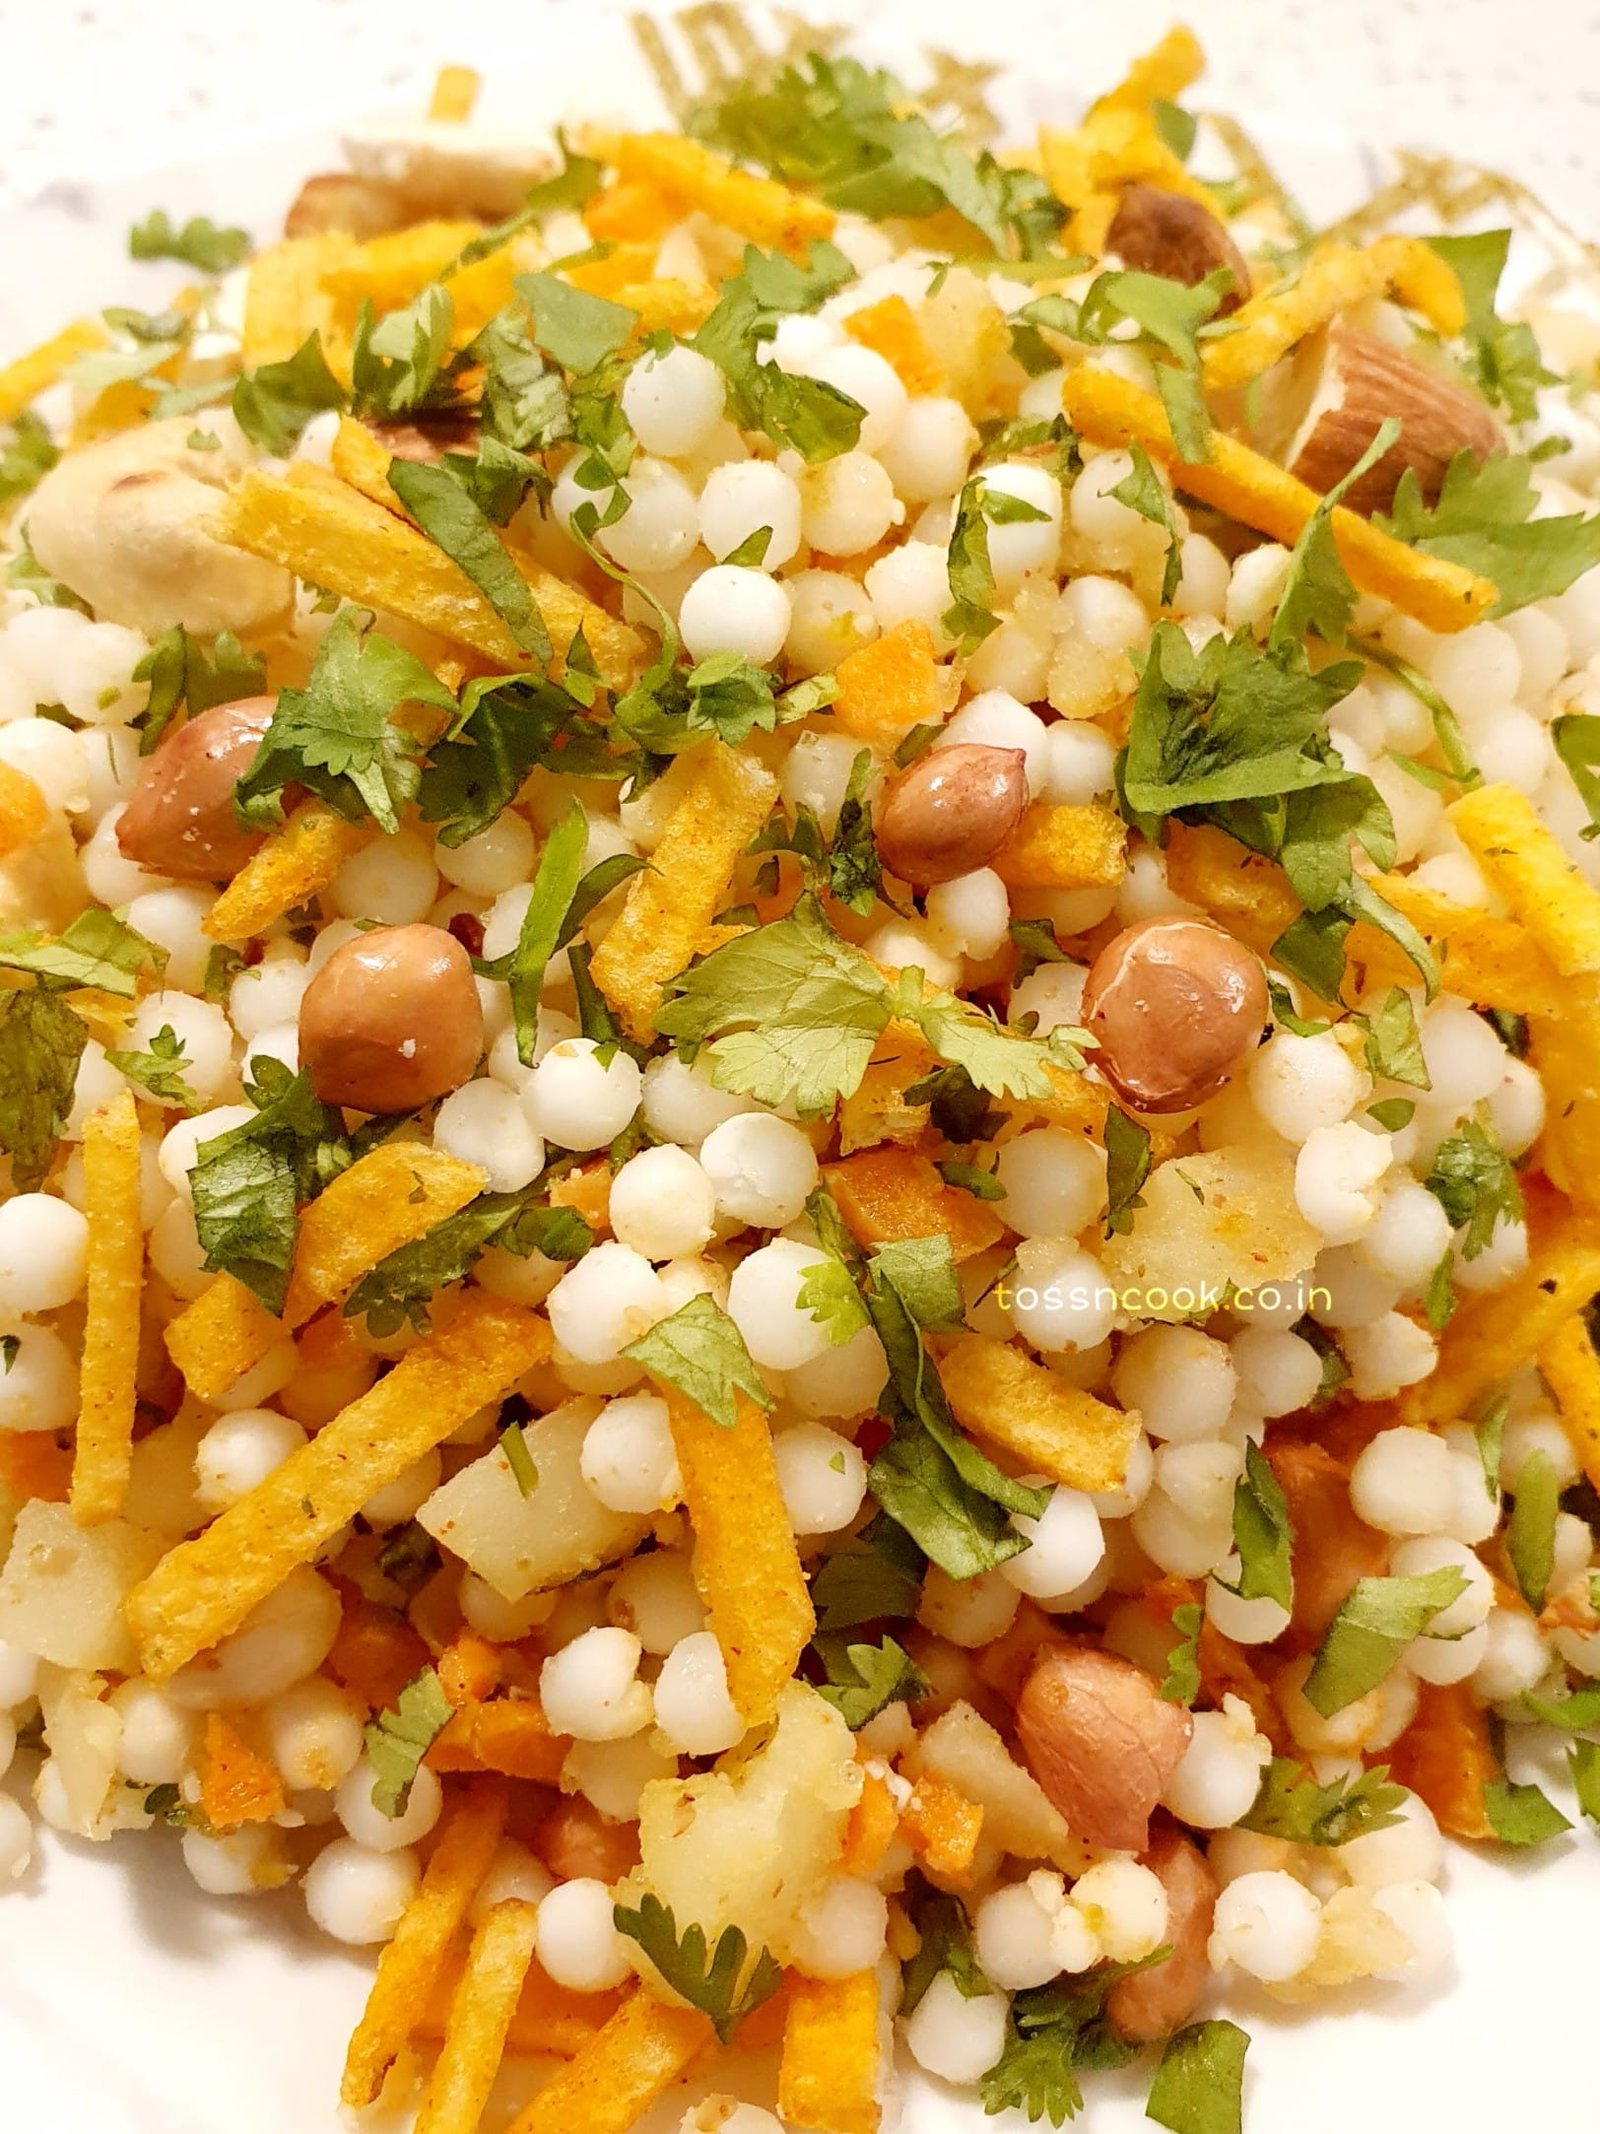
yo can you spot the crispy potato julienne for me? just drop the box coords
[823,1147,1004,1264]
[414,1898,541,2134]
[1398,1204,1600,1429]
[1449,782,1600,977]
[1540,1314,1600,1497]
[831,622,948,745]
[660,1386,814,1726]
[1200,237,1465,392]
[939,1334,1140,1493]
[837,1050,934,1155]
[1384,1681,1496,1841]
[778,1972,882,2134]
[164,1274,284,1404]
[343,1775,510,2108]
[212,464,645,688]
[427,1697,570,1783]
[900,1773,985,1881]
[1061,366,1497,632]
[420,1953,619,2061]
[992,802,1127,892]
[319,220,482,312]
[588,131,835,256]
[504,1987,717,2134]
[1095,23,1204,110]
[197,1711,287,1828]
[242,234,352,369]
[0,318,107,425]
[844,295,947,396]
[203,800,367,943]
[128,1294,551,1681]
[590,741,779,1042]
[283,1141,486,1328]
[69,1091,143,1528]
[428,63,482,123]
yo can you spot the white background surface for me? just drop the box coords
[2,3,1600,2130]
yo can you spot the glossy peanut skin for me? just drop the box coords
[1106,184,1250,315]
[116,694,276,882]
[874,744,1030,887]
[1106,1822,1218,2042]
[1015,1642,1192,1855]
[534,1794,642,1885]
[1082,917,1269,1114]
[298,923,484,1115]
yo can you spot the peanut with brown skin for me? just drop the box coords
[535,1794,642,1885]
[1014,1642,1192,1854]
[1106,184,1251,315]
[1081,916,1269,1115]
[874,744,1030,887]
[1106,1823,1218,2042]
[116,695,276,882]
[297,924,484,1115]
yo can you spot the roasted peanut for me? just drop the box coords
[1081,916,1269,1114]
[116,696,276,882]
[534,1793,642,1885]
[1106,184,1251,314]
[875,744,1030,887]
[283,171,411,240]
[1106,1823,1218,2041]
[297,923,484,1115]
[1015,1642,1192,1854]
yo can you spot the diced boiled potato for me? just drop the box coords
[416,1398,650,1601]
[1101,1142,1319,1318]
[904,1700,1090,1876]
[36,1665,125,1840]
[0,1500,163,1673]
[123,1409,209,1541]
[619,1683,862,1967]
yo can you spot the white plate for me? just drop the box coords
[1,5,1594,2127]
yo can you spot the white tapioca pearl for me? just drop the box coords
[434,1078,545,1192]
[433,810,537,897]
[535,1876,634,1990]
[878,394,977,501]
[699,1112,818,1229]
[903,1971,1009,2083]
[194,1407,308,1511]
[994,1127,1105,1239]
[651,1630,744,1757]
[539,1626,653,1742]
[595,459,699,574]
[0,1193,88,1313]
[640,1052,757,1148]
[620,343,726,459]
[579,1393,681,1514]
[304,1838,419,1943]
[1349,1427,1458,1536]
[1207,1870,1321,1982]
[328,830,438,926]
[801,451,903,556]
[1007,1239,1116,1353]
[525,1038,641,1151]
[1112,1326,1237,1442]
[678,564,792,663]
[1249,1031,1369,1142]
[797,343,908,452]
[771,1420,867,1534]
[698,459,803,569]
[784,568,878,673]
[727,1239,836,1370]
[546,1242,669,1366]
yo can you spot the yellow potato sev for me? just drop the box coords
[128,1293,551,1680]
[0,317,107,425]
[504,1987,716,2134]
[68,1090,143,1527]
[414,1899,541,2134]
[343,1775,510,2107]
[1448,781,1600,977]
[203,800,367,943]
[660,1386,814,1726]
[939,1334,1140,1493]
[1061,365,1496,632]
[1541,1314,1600,1498]
[991,802,1127,892]
[591,131,835,257]
[590,741,778,1043]
[428,64,482,124]
[1200,237,1464,393]
[164,1274,285,1404]
[1092,25,1206,112]
[778,1971,882,2134]
[284,1142,486,1328]
[242,234,352,369]
[214,463,643,688]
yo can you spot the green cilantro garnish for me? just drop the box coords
[189,1060,349,1313]
[691,241,864,461]
[1216,1439,1294,1613]
[500,1423,539,1499]
[105,1025,201,1113]
[234,607,456,832]
[622,1292,773,1430]
[231,331,347,454]
[979,1959,1161,2125]
[344,1187,592,1336]
[902,1884,990,2013]
[797,1250,873,1347]
[1302,1566,1469,1717]
[418,669,619,849]
[201,944,246,1004]
[1482,1777,1572,1848]
[364,1667,453,1817]
[1357,986,1430,1089]
[1240,1758,1406,1846]
[1521,1680,1600,1730]
[0,410,59,509]
[1160,1602,1204,1707]
[132,625,266,755]
[1268,419,1400,652]
[0,989,87,1188]
[1425,230,1550,424]
[1474,1397,1506,1504]
[1378,449,1600,616]
[937,1159,1006,1202]
[386,456,551,663]
[1570,1740,1600,1826]
[809,1514,925,1632]
[1081,267,1234,461]
[1423,1111,1523,1259]
[0,907,165,998]
[1146,2019,1250,2134]
[129,209,251,273]
[1552,713,1600,839]
[1505,1448,1560,1612]
[1009,915,1068,984]
[826,749,883,915]
[1103,1106,1152,1239]
[1423,1251,1457,1331]
[943,471,1051,652]
[350,283,463,419]
[813,1633,931,1727]
[1111,441,1182,605]
[611,1893,781,2043]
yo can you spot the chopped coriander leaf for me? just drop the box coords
[1423,1250,1456,1331]
[1160,1602,1203,1707]
[0,990,87,1188]
[902,1885,989,2013]
[1506,1448,1560,1612]
[1552,712,1600,839]
[809,1515,925,1632]
[231,331,346,454]
[1217,1439,1294,1612]
[1265,976,1330,1038]
[1153,98,1199,160]
[938,1159,1006,1201]
[612,1893,781,2043]
[189,1060,348,1313]
[1079,267,1233,461]
[516,272,638,376]
[1353,635,1480,787]
[5,531,89,611]
[0,410,58,509]
[943,473,1049,653]
[797,1253,872,1346]
[104,1025,201,1113]
[1367,1097,1416,1132]
[622,1292,772,1430]
[1521,1680,1600,1730]
[234,608,456,832]
[344,1188,590,1336]
[814,1633,931,1727]
[1303,1566,1469,1716]
[1103,1106,1151,1239]
[1571,1740,1600,1826]
[1009,915,1068,983]
[0,907,165,997]
[1146,2020,1250,2134]
[350,284,463,419]
[500,1422,538,1498]
[827,749,882,915]
[418,668,618,848]
[1423,1112,1523,1260]
[129,209,250,272]
[386,457,551,662]
[691,241,864,461]
[1483,1777,1572,1848]
[1111,441,1182,606]
[1474,1397,1506,1504]
[1379,448,1600,616]
[1240,1758,1406,1846]
[979,1958,1157,2125]
[132,625,266,754]
[1359,987,1430,1089]
[1425,230,1550,424]
[364,1668,453,1816]
[1269,418,1401,651]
